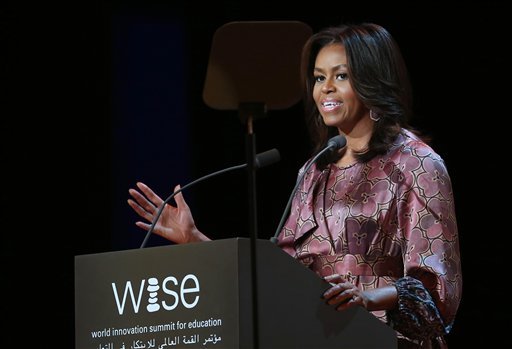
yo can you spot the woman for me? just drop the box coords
[128,23,462,348]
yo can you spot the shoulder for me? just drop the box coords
[365,129,451,186]
[391,129,445,166]
[381,130,454,193]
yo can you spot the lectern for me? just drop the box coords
[75,238,397,348]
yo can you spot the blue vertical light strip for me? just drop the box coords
[110,13,188,250]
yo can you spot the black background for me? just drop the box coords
[2,1,506,347]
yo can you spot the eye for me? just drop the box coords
[314,75,325,83]
[336,73,348,81]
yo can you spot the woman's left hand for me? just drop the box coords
[322,274,368,311]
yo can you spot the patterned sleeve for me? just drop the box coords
[387,143,462,340]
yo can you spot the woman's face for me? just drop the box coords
[312,43,368,132]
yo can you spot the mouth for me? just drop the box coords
[321,101,342,112]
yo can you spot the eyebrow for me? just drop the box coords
[313,64,347,73]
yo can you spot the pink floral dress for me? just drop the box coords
[277,129,462,347]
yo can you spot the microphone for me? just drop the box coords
[269,135,346,244]
[140,148,281,248]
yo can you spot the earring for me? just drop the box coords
[369,109,381,122]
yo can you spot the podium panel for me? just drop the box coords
[75,238,397,348]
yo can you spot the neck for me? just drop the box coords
[338,115,373,155]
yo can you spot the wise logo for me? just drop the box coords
[111,274,200,315]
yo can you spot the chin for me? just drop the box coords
[322,117,342,128]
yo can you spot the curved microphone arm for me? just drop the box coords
[140,164,246,248]
[140,148,280,248]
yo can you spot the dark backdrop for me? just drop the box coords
[2,1,506,347]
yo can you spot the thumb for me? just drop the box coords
[173,184,188,207]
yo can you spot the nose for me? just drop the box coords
[321,77,335,93]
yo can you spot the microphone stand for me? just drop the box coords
[239,102,265,349]
[202,21,312,349]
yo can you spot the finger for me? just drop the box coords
[351,295,360,304]
[322,282,351,299]
[129,188,157,214]
[136,182,164,207]
[336,294,360,311]
[326,288,353,305]
[323,274,339,283]
[173,185,189,208]
[127,198,153,222]
[323,274,346,284]
[135,221,151,232]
